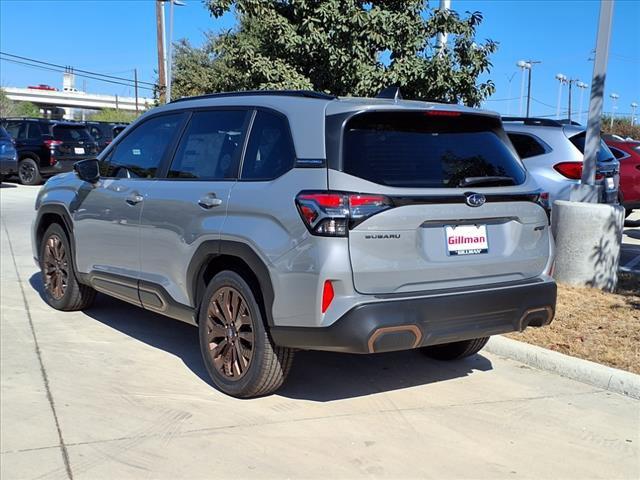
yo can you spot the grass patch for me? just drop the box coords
[506,274,640,374]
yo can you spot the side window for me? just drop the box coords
[102,113,183,178]
[507,133,546,159]
[168,110,248,180]
[5,121,24,139]
[27,123,42,140]
[89,126,103,141]
[609,147,627,160]
[242,111,296,180]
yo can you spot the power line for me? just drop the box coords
[0,51,156,88]
[0,56,155,92]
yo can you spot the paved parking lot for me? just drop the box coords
[1,182,638,480]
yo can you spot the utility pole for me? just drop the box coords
[155,0,166,102]
[525,60,541,118]
[436,0,451,54]
[134,68,139,114]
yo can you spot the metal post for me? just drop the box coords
[518,66,526,116]
[166,0,174,102]
[155,0,166,102]
[436,0,451,53]
[526,67,533,117]
[134,68,139,114]
[577,0,614,197]
[567,80,573,123]
[631,102,638,126]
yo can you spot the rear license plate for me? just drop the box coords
[74,147,85,154]
[445,224,488,256]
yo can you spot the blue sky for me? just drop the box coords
[1,0,638,118]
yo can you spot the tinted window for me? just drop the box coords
[4,121,22,139]
[507,133,547,159]
[242,111,296,180]
[102,113,183,178]
[608,146,627,159]
[569,132,614,162]
[343,112,526,188]
[26,123,43,140]
[88,126,104,141]
[168,110,247,180]
[53,125,93,142]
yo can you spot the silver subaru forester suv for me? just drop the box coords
[32,90,557,398]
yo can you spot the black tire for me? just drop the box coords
[39,223,96,311]
[198,270,294,398]
[421,337,490,361]
[18,157,42,185]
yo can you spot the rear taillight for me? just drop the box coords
[43,139,62,149]
[295,191,393,236]
[553,162,603,180]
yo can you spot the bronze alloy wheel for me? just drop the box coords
[43,234,68,300]
[206,286,255,380]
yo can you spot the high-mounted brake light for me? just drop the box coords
[424,110,461,117]
[554,162,603,181]
[295,191,393,237]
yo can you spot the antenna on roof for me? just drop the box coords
[377,86,402,102]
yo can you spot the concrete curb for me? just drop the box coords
[485,336,640,400]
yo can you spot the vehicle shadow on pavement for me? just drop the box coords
[29,273,493,401]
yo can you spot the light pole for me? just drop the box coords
[609,92,619,129]
[555,73,568,119]
[630,102,638,127]
[576,81,588,124]
[165,0,186,103]
[516,60,530,116]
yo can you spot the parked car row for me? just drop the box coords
[0,117,127,185]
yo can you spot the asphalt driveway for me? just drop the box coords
[1,183,638,480]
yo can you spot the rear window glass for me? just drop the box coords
[507,133,547,159]
[53,125,93,142]
[343,112,526,188]
[569,132,614,162]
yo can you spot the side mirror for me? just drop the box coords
[74,158,100,183]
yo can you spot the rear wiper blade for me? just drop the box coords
[458,176,516,187]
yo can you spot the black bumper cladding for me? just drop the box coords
[271,279,557,354]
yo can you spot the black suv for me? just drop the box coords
[1,118,99,185]
[84,121,128,152]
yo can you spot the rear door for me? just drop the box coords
[138,108,251,308]
[330,110,550,295]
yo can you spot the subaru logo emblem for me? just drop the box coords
[466,193,486,207]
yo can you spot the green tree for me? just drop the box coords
[15,101,41,118]
[1,89,42,117]
[172,1,497,106]
[88,108,139,123]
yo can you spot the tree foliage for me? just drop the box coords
[88,108,139,123]
[0,89,42,117]
[172,0,497,106]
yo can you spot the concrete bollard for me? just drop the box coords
[551,200,625,291]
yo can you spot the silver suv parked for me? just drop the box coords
[32,91,557,398]
[503,117,619,207]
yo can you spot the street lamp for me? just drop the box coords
[631,102,638,126]
[517,60,530,116]
[576,81,589,124]
[165,0,186,103]
[555,73,568,119]
[609,92,619,128]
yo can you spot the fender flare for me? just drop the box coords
[187,240,276,327]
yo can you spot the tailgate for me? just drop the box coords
[349,200,549,294]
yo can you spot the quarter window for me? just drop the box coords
[168,110,248,180]
[242,111,296,180]
[507,133,547,159]
[101,113,183,178]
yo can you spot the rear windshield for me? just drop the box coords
[343,111,526,188]
[569,132,615,162]
[53,125,94,142]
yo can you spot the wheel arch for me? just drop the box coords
[188,240,276,327]
[35,204,77,270]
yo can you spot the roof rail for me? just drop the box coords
[170,90,337,104]
[501,116,564,127]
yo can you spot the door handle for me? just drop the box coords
[198,193,223,209]
[126,192,144,205]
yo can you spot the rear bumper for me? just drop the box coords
[271,278,557,354]
[41,158,84,176]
